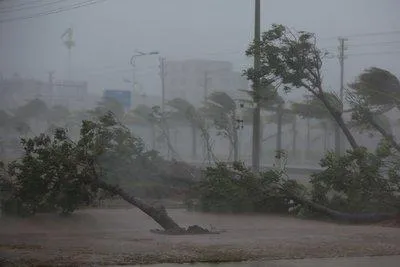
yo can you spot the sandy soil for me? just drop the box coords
[1,208,400,266]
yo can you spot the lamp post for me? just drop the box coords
[129,50,159,100]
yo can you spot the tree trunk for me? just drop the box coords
[306,118,311,160]
[289,193,396,223]
[252,104,261,172]
[95,179,183,232]
[334,124,341,156]
[292,116,297,159]
[233,128,239,162]
[276,104,283,159]
[366,113,400,153]
[318,93,359,150]
[151,125,156,150]
[323,123,328,152]
[191,124,197,160]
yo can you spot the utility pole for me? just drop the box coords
[335,37,348,156]
[61,27,75,80]
[203,71,210,103]
[48,71,54,106]
[202,71,211,161]
[252,0,261,172]
[159,57,166,113]
[159,56,169,158]
[130,50,159,109]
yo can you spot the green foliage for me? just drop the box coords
[246,24,328,93]
[291,93,341,120]
[348,67,400,110]
[195,162,305,214]
[90,97,125,120]
[1,112,173,216]
[310,145,400,213]
[14,98,48,120]
[7,130,97,215]
[201,92,237,141]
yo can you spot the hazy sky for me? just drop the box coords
[1,0,399,99]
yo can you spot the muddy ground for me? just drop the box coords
[1,208,400,266]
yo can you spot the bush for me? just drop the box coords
[310,143,400,213]
[194,161,305,214]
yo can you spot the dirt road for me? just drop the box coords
[1,208,400,266]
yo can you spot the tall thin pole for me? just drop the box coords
[159,56,169,158]
[335,37,347,156]
[159,57,166,113]
[339,37,347,105]
[203,71,209,103]
[48,71,54,106]
[252,0,261,172]
[202,71,210,161]
[68,48,72,80]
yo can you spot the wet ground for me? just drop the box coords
[142,256,400,267]
[1,208,400,266]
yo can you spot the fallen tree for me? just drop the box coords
[0,112,213,234]
[194,157,400,224]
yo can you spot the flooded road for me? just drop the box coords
[136,256,400,267]
[1,208,400,266]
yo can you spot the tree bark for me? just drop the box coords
[191,123,197,160]
[366,113,400,153]
[95,179,184,232]
[288,192,396,223]
[233,127,239,162]
[276,104,283,160]
[306,118,311,160]
[323,123,328,152]
[318,93,359,150]
[292,116,297,158]
[151,125,156,150]
[334,124,341,156]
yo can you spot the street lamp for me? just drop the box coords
[129,50,159,107]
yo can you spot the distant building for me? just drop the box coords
[52,80,88,110]
[0,76,90,111]
[164,59,249,106]
[131,91,162,110]
[0,76,52,110]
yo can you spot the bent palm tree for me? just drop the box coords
[201,92,239,162]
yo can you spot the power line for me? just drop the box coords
[320,29,400,41]
[0,0,107,23]
[347,50,400,57]
[348,40,400,48]
[0,0,46,10]
[0,0,70,14]
[345,30,400,38]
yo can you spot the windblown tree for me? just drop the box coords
[167,98,202,160]
[349,67,400,111]
[128,104,182,160]
[349,67,400,152]
[246,24,358,150]
[240,85,283,161]
[264,101,298,159]
[292,93,342,156]
[90,97,125,120]
[2,112,211,233]
[126,104,158,150]
[201,92,240,162]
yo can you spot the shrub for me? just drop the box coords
[310,143,400,213]
[195,161,305,214]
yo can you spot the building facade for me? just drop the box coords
[164,59,249,107]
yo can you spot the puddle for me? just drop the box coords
[119,255,400,267]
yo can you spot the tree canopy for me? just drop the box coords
[349,67,400,111]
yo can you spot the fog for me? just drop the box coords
[1,0,399,95]
[1,1,400,266]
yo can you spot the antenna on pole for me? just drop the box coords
[61,27,75,80]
